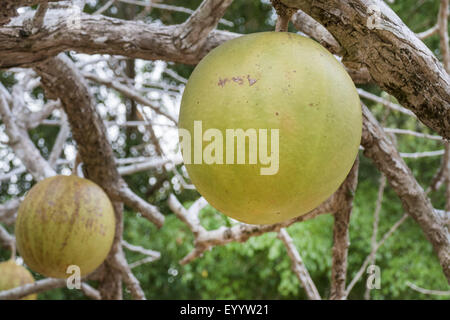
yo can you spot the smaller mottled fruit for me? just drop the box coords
[0,260,37,300]
[15,175,116,279]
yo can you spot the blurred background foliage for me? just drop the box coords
[0,0,449,300]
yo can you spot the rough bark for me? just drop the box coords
[281,0,450,139]
[330,159,359,299]
[33,54,159,298]
[0,0,59,26]
[361,105,450,282]
[168,160,363,265]
[0,11,237,68]
[173,0,234,52]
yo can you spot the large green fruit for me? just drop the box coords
[0,260,37,300]
[178,32,362,225]
[15,175,116,278]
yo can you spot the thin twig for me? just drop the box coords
[364,174,386,300]
[406,281,450,296]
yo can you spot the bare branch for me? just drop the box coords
[118,157,182,176]
[48,113,70,168]
[83,72,177,124]
[129,256,160,269]
[35,54,164,229]
[118,184,164,228]
[174,0,234,52]
[330,159,359,300]
[445,143,450,214]
[438,0,449,71]
[32,2,49,32]
[34,54,121,189]
[167,167,356,265]
[400,150,445,159]
[383,128,443,141]
[361,104,450,282]
[122,240,161,260]
[93,0,116,15]
[0,224,15,258]
[96,202,124,300]
[116,0,234,27]
[271,0,296,32]
[364,174,386,300]
[0,278,66,300]
[290,10,371,84]
[0,224,14,245]
[427,144,450,194]
[0,198,21,225]
[417,24,439,40]
[80,283,101,300]
[0,90,56,181]
[0,0,59,26]
[291,10,342,55]
[114,247,146,300]
[357,89,415,117]
[282,0,450,139]
[406,282,450,296]
[278,228,321,300]
[345,213,408,297]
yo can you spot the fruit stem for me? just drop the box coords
[271,0,296,32]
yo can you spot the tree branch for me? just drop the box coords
[291,10,342,55]
[281,0,450,139]
[174,0,234,52]
[0,278,66,300]
[0,0,59,26]
[0,10,238,68]
[361,104,450,282]
[438,0,449,71]
[80,283,101,300]
[118,185,164,228]
[83,72,177,124]
[406,281,450,296]
[32,2,49,32]
[168,163,360,265]
[345,213,408,297]
[364,174,386,300]
[0,88,56,181]
[0,198,21,225]
[330,158,359,300]
[271,0,296,32]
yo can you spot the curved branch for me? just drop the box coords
[0,10,238,68]
[278,228,321,300]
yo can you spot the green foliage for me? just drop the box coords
[1,0,449,300]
